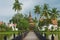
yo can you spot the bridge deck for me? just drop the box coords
[23,31,39,40]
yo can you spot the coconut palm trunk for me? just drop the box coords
[13,0,22,23]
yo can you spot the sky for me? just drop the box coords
[0,0,60,23]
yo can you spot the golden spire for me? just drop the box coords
[28,12,35,29]
[29,12,33,23]
[29,12,31,17]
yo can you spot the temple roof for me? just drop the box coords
[51,19,58,25]
[29,12,33,23]
[28,12,35,27]
[0,21,3,25]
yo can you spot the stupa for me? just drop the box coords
[28,12,35,30]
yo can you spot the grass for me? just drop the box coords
[40,31,60,34]
[0,31,18,34]
[0,30,23,34]
[0,31,60,34]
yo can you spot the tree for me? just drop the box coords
[38,20,44,28]
[42,4,50,26]
[50,8,60,26]
[0,23,6,31]
[34,17,37,23]
[10,13,23,23]
[58,20,60,26]
[12,0,23,26]
[13,0,22,13]
[24,14,29,20]
[50,8,60,19]
[42,3,50,19]
[10,13,29,30]
[17,18,29,30]
[34,5,41,20]
[0,23,12,31]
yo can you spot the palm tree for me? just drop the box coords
[13,0,22,13]
[51,8,60,19]
[42,4,50,26]
[34,5,41,20]
[12,0,22,23]
[42,4,50,19]
[50,8,60,25]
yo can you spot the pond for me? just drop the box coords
[0,33,19,40]
[41,32,60,40]
[0,32,60,40]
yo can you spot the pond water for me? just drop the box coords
[41,32,60,40]
[0,32,60,40]
[0,33,18,40]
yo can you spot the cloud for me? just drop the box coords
[0,0,60,23]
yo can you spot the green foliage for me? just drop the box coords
[5,27,12,31]
[34,3,60,27]
[0,24,12,31]
[43,3,49,10]
[10,13,23,23]
[34,17,38,23]
[38,21,44,27]
[13,0,22,13]
[34,5,41,14]
[42,4,50,19]
[50,8,60,19]
[0,24,6,31]
[17,18,29,30]
[58,20,60,26]
[45,27,48,31]
[38,19,51,28]
[24,14,29,20]
[10,13,29,31]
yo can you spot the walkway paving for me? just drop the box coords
[54,35,58,40]
[23,31,39,40]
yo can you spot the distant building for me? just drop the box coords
[51,19,58,25]
[47,19,58,31]
[39,15,58,31]
[8,22,18,31]
[0,21,4,25]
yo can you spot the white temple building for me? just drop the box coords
[8,22,18,31]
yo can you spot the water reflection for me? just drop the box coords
[0,33,18,40]
[42,32,59,40]
[4,35,7,40]
[0,32,60,40]
[48,34,58,40]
